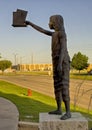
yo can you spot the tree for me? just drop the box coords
[71,52,88,72]
[0,60,12,72]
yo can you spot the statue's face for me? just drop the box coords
[49,18,54,29]
[49,22,53,29]
[49,15,64,31]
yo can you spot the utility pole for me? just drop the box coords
[31,53,33,64]
[13,53,18,65]
[20,56,25,64]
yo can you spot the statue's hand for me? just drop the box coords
[57,64,62,77]
[24,21,30,25]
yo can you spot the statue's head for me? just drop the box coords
[49,15,64,31]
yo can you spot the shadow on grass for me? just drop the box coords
[0,91,56,122]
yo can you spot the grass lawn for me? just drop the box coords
[3,70,92,80]
[0,80,56,122]
[70,73,92,80]
[0,80,92,128]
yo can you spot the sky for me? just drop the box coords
[0,0,92,65]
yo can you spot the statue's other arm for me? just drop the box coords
[57,33,67,74]
[60,40,66,64]
[25,21,52,36]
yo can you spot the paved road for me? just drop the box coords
[0,75,92,109]
[0,75,54,97]
[0,97,19,130]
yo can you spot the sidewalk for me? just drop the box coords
[0,97,19,130]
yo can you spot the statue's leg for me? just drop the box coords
[60,87,71,120]
[49,100,62,115]
[49,57,62,115]
[49,90,62,115]
[60,101,71,120]
[60,61,71,120]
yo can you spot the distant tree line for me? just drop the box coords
[0,54,12,73]
[0,60,12,72]
[71,52,89,73]
[0,52,89,73]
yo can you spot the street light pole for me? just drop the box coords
[13,53,18,65]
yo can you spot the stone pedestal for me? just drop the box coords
[39,112,88,130]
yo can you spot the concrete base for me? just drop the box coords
[18,122,39,130]
[39,112,88,130]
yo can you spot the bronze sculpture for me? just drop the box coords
[24,14,71,120]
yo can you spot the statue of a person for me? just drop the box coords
[24,14,71,120]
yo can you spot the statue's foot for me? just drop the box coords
[60,113,71,120]
[49,110,62,115]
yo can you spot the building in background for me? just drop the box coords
[87,64,92,74]
[19,64,52,72]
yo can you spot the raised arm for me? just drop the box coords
[25,21,53,36]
